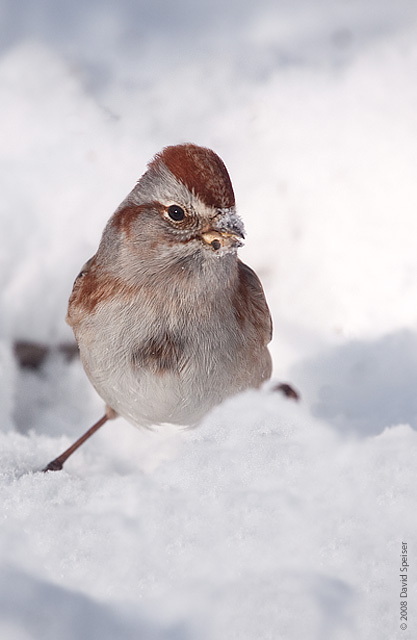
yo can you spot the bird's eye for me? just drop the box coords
[167,205,185,221]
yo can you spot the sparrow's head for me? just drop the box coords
[105,144,245,269]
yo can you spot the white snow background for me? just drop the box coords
[1,1,417,638]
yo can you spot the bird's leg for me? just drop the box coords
[42,407,117,472]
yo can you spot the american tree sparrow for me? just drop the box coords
[43,144,282,471]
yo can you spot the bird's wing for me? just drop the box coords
[66,255,96,328]
[236,260,273,345]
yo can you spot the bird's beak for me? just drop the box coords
[201,210,245,251]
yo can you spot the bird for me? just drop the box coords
[43,143,274,471]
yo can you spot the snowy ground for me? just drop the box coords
[1,1,417,638]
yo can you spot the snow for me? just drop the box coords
[1,1,417,638]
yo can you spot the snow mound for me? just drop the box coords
[1,1,417,637]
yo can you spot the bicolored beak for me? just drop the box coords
[201,209,245,251]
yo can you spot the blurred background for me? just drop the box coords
[1,0,417,431]
[1,4,417,639]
